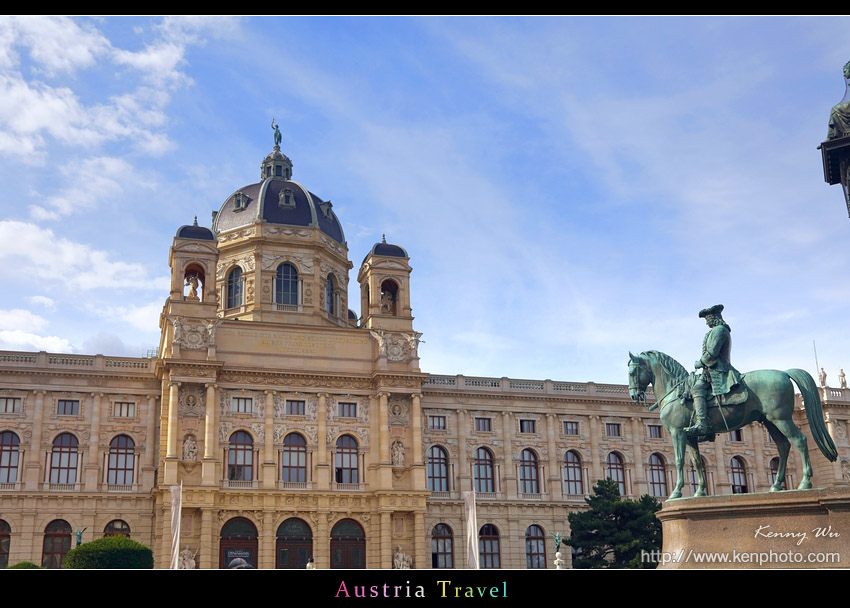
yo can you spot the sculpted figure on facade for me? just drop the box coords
[393,545,411,569]
[820,367,828,388]
[392,440,405,467]
[182,435,198,461]
[839,368,847,389]
[206,318,223,346]
[185,273,199,300]
[178,548,198,570]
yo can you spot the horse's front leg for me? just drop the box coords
[668,428,686,499]
[686,438,706,497]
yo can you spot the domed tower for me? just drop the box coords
[210,138,353,326]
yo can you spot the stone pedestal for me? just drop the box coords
[657,488,850,568]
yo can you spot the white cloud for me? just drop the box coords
[29,156,132,219]
[0,220,170,291]
[3,16,111,76]
[0,329,74,353]
[26,295,56,310]
[0,308,49,331]
[98,300,165,332]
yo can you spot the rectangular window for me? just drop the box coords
[519,419,536,434]
[58,400,79,416]
[731,429,743,442]
[563,421,578,436]
[286,400,305,416]
[429,415,446,430]
[0,397,20,413]
[231,397,253,413]
[338,402,357,418]
[475,417,492,432]
[605,423,621,437]
[648,425,663,439]
[113,402,135,418]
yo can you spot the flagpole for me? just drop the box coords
[170,481,182,569]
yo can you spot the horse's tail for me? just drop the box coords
[786,368,838,462]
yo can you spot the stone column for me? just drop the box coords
[316,512,329,569]
[630,416,647,496]
[85,393,103,491]
[377,392,391,489]
[199,508,214,569]
[142,395,158,489]
[588,415,603,482]
[261,510,275,569]
[413,511,426,570]
[546,413,561,500]
[262,390,276,489]
[25,390,46,490]
[380,511,392,569]
[456,409,468,492]
[165,382,180,485]
[501,412,517,498]
[316,393,329,489]
[410,393,424,488]
[202,383,218,486]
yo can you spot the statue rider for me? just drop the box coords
[686,304,743,438]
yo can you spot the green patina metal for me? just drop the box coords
[628,306,838,500]
[827,61,850,141]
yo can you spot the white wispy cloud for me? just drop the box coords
[0,330,75,353]
[26,295,55,310]
[0,308,49,331]
[0,220,170,291]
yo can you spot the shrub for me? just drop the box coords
[63,535,153,569]
[7,561,43,569]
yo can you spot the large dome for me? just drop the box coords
[211,146,345,244]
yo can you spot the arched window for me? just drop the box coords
[228,431,254,482]
[0,519,10,569]
[427,446,449,492]
[281,433,307,483]
[525,525,546,569]
[563,450,583,496]
[326,274,337,316]
[275,263,299,308]
[42,520,72,569]
[50,433,78,485]
[0,431,20,485]
[478,524,500,569]
[431,523,454,569]
[474,448,495,493]
[220,517,258,569]
[104,519,131,538]
[276,517,313,569]
[330,518,366,569]
[519,449,539,494]
[107,435,135,486]
[606,452,625,496]
[335,435,358,484]
[648,453,668,498]
[730,456,748,494]
[769,457,787,490]
[226,267,243,309]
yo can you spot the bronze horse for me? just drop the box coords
[627,350,837,499]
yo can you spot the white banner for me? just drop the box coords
[170,482,182,569]
[463,490,478,569]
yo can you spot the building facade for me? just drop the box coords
[1,142,849,569]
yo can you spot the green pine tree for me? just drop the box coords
[565,478,662,568]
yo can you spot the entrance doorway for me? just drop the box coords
[219,517,258,568]
[330,518,365,569]
[276,518,313,569]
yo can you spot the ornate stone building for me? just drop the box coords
[0,142,848,569]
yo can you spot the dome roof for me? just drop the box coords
[177,217,215,240]
[364,236,408,262]
[212,177,345,244]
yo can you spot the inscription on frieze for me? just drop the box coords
[219,329,366,356]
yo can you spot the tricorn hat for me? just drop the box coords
[699,304,724,318]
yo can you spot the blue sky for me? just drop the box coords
[1,16,849,386]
